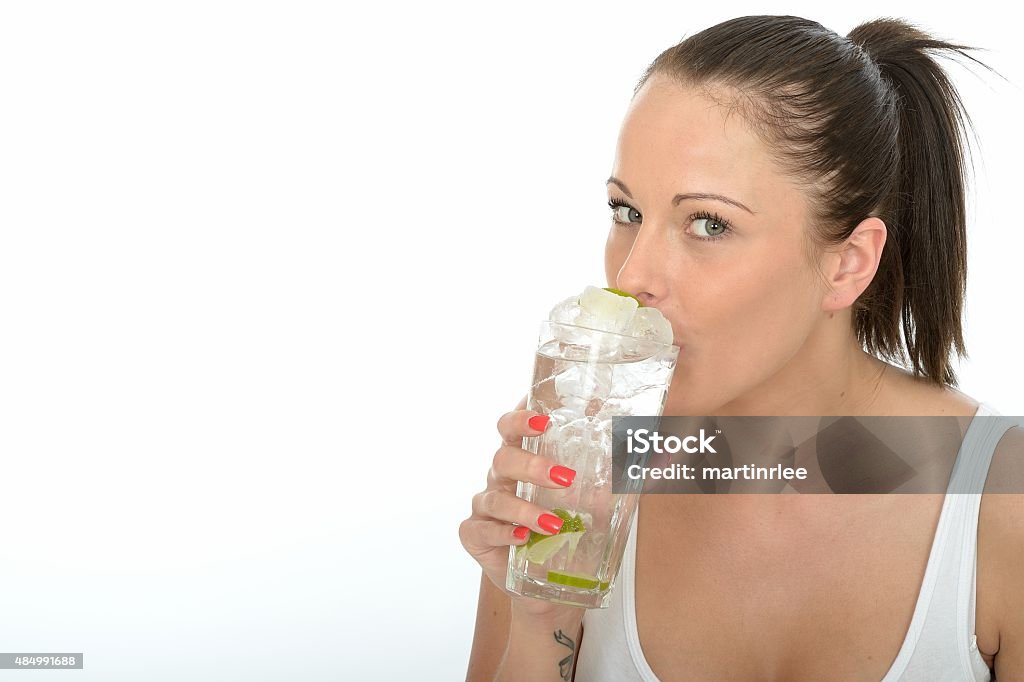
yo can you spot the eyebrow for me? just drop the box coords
[606,176,756,215]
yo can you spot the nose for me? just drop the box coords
[615,224,667,308]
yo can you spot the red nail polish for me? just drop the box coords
[513,525,530,540]
[549,465,576,487]
[538,513,564,534]
[528,415,550,432]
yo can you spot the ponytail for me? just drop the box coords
[847,19,995,386]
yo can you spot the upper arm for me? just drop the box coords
[983,424,1024,494]
[466,571,512,681]
[980,425,1024,678]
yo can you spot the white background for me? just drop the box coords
[0,2,1021,681]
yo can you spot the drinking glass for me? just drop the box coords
[506,320,679,608]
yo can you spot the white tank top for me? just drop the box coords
[575,402,1016,681]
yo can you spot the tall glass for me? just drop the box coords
[506,320,679,608]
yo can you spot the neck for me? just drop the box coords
[708,315,890,416]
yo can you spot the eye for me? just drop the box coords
[608,198,642,225]
[688,211,733,241]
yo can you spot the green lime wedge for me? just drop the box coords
[517,508,587,554]
[551,508,587,534]
[547,570,611,590]
[515,508,589,564]
[517,531,585,564]
[602,287,643,307]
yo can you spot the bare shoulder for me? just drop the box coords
[985,423,1024,493]
[978,424,1024,677]
[878,365,980,416]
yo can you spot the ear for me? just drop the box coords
[822,217,887,313]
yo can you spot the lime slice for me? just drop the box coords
[603,287,643,307]
[515,508,589,564]
[518,509,587,549]
[551,508,587,534]
[517,531,584,564]
[547,570,611,590]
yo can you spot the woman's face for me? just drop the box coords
[605,74,830,413]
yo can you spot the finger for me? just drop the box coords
[489,443,576,490]
[471,489,566,535]
[459,517,532,555]
[497,409,551,447]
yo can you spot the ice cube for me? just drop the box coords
[555,363,613,400]
[548,295,582,325]
[609,362,666,399]
[577,286,638,334]
[548,416,612,473]
[553,329,596,351]
[549,404,585,425]
[595,397,636,420]
[623,307,674,345]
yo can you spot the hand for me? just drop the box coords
[459,401,579,618]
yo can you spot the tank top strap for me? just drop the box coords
[947,402,1019,495]
[954,403,1019,673]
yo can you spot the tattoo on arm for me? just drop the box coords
[554,629,576,681]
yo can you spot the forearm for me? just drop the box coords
[495,604,586,682]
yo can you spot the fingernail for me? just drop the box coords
[528,415,550,432]
[538,513,564,534]
[513,526,530,540]
[549,465,576,487]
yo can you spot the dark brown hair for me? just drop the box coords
[636,16,1003,387]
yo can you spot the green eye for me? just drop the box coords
[608,199,641,224]
[688,210,733,241]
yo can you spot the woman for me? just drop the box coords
[460,15,1023,681]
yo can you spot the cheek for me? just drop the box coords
[694,238,817,316]
[725,255,819,336]
[683,247,822,382]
